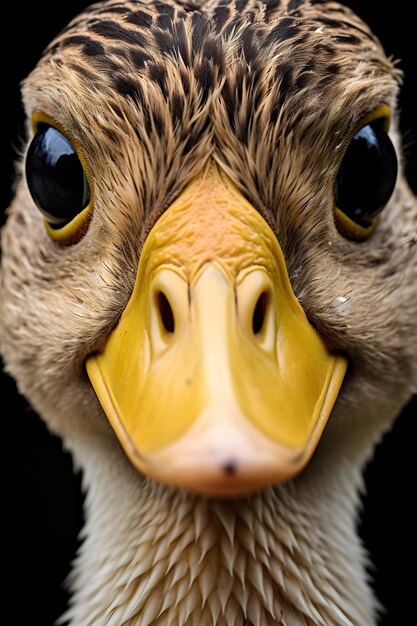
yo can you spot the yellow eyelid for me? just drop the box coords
[333,103,392,242]
[334,208,380,242]
[44,205,93,245]
[339,104,392,160]
[30,112,94,245]
[358,104,391,131]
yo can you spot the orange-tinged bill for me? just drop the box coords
[86,163,347,496]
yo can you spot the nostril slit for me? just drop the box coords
[252,292,267,335]
[223,461,237,476]
[157,291,175,333]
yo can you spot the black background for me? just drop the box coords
[1,2,416,624]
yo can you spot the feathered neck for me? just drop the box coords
[61,433,377,625]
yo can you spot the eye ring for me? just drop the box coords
[26,112,94,245]
[333,104,398,242]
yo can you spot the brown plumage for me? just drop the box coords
[1,1,416,624]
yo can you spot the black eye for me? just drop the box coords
[26,123,90,228]
[335,116,397,236]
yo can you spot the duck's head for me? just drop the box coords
[1,0,416,498]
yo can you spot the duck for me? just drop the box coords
[1,0,416,624]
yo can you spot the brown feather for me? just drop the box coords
[1,1,416,624]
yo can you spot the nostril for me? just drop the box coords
[252,292,268,335]
[157,291,175,333]
[222,461,237,476]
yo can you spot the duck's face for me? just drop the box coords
[1,0,416,497]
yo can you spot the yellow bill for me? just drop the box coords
[86,163,347,497]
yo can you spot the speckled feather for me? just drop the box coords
[1,0,417,624]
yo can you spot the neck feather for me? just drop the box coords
[61,434,377,626]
